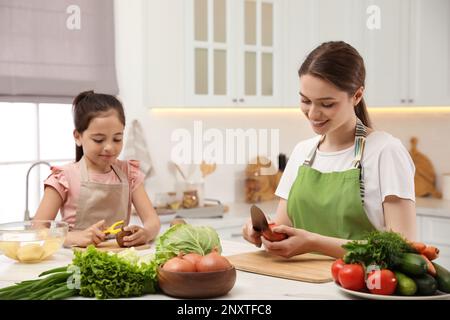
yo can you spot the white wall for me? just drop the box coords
[114,0,450,204]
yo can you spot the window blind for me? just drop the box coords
[0,0,118,103]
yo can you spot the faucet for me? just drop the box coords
[24,161,52,221]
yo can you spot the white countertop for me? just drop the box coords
[0,239,348,300]
[2,198,449,300]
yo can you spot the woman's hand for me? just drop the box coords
[242,218,263,247]
[260,225,315,258]
[121,225,152,247]
[65,220,106,247]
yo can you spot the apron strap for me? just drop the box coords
[79,157,89,181]
[110,164,127,183]
[351,118,368,169]
[302,117,369,203]
[303,136,323,167]
[352,118,368,204]
[79,156,126,183]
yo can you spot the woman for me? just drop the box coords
[242,41,416,258]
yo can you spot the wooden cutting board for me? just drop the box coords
[226,250,334,283]
[72,240,151,253]
[410,137,442,198]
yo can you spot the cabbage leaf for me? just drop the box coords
[154,223,222,264]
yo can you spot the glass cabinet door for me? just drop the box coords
[186,0,233,106]
[186,0,283,107]
[237,0,281,106]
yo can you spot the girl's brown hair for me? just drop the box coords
[298,41,372,128]
[72,90,126,162]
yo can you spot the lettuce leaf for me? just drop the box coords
[154,223,222,265]
[72,246,157,299]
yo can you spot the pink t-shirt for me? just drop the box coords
[44,159,145,229]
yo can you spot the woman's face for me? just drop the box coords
[299,74,362,135]
[74,110,124,171]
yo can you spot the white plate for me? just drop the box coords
[336,284,450,300]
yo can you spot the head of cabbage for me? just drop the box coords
[154,223,222,264]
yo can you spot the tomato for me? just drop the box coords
[338,264,366,291]
[262,223,288,242]
[331,259,345,284]
[366,269,397,295]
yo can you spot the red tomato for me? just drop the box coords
[331,259,345,284]
[366,269,397,295]
[338,264,366,291]
[262,223,288,242]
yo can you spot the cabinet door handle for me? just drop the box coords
[408,99,414,103]
[232,98,238,103]
[401,99,406,103]
[239,98,245,103]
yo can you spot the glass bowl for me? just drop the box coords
[0,220,68,263]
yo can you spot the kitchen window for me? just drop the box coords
[0,102,74,223]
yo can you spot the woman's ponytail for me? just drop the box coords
[355,97,372,128]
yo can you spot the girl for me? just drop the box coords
[242,41,416,258]
[34,91,161,247]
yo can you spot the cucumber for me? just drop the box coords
[397,253,427,276]
[394,271,417,296]
[432,262,450,293]
[413,274,437,296]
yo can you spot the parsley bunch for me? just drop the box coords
[342,231,414,269]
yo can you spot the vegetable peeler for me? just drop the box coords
[102,220,125,235]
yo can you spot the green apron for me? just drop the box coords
[286,118,376,240]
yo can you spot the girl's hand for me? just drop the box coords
[66,220,106,247]
[242,218,262,248]
[122,225,152,247]
[260,225,315,258]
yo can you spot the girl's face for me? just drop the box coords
[74,110,125,172]
[299,74,363,135]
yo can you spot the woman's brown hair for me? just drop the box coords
[72,90,126,162]
[298,41,372,128]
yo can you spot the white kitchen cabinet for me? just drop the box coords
[363,0,450,107]
[408,0,450,106]
[283,0,367,107]
[362,0,410,107]
[185,0,284,107]
[143,0,284,108]
[283,0,450,107]
[417,215,450,269]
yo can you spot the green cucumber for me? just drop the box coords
[413,273,437,296]
[397,253,427,276]
[394,271,417,296]
[432,262,450,293]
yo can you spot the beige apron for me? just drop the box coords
[73,157,129,231]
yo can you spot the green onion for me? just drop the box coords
[39,266,68,277]
[0,268,77,300]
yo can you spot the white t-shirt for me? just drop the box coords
[275,131,416,230]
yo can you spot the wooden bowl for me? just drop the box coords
[157,266,237,298]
